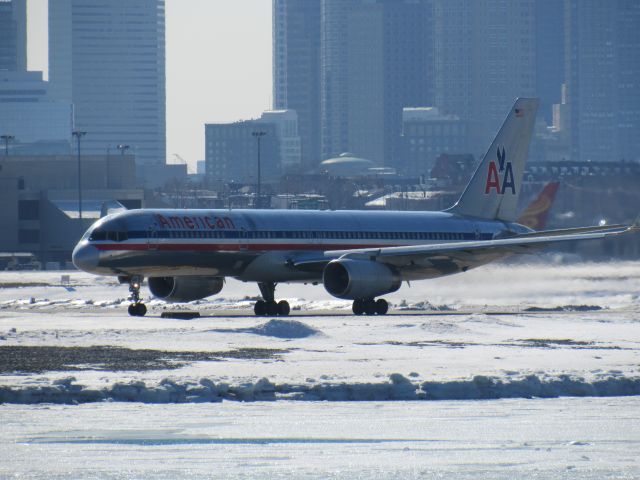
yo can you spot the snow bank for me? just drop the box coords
[2,373,639,405]
[212,319,321,339]
[247,319,321,338]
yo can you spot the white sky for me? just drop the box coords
[26,0,272,173]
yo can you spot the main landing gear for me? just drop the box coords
[254,282,290,316]
[352,298,388,315]
[127,276,147,317]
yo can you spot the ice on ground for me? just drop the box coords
[1,397,639,479]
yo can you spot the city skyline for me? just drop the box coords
[25,0,272,173]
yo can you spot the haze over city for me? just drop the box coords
[0,0,638,264]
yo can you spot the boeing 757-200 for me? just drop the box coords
[72,98,637,316]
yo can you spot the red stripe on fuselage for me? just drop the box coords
[94,242,394,252]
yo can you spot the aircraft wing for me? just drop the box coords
[291,222,638,272]
[335,223,637,268]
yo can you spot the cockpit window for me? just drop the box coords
[89,229,107,241]
[89,229,127,242]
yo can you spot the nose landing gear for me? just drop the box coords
[254,282,290,316]
[127,277,147,317]
[352,298,388,315]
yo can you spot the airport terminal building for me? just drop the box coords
[0,155,144,267]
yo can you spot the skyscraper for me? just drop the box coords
[321,0,433,166]
[0,0,26,72]
[434,0,536,157]
[48,0,166,167]
[535,0,565,125]
[565,0,640,162]
[273,0,321,170]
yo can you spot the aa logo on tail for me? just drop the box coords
[485,147,515,195]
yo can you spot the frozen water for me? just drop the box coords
[1,398,639,479]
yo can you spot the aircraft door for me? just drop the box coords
[239,228,249,252]
[147,226,159,250]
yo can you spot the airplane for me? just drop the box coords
[72,98,638,317]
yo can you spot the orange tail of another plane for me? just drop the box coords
[517,182,559,230]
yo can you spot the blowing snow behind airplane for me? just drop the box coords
[73,98,638,316]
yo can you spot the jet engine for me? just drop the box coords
[323,259,401,300]
[148,276,224,303]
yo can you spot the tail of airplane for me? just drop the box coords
[448,97,539,222]
[517,181,559,230]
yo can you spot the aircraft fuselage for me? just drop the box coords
[72,208,530,282]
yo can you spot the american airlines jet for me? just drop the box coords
[72,98,637,317]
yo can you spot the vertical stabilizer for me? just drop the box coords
[517,181,559,230]
[449,98,539,222]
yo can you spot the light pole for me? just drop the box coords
[252,131,267,208]
[72,131,87,219]
[1,135,14,156]
[117,144,130,156]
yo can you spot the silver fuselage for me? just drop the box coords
[72,209,531,282]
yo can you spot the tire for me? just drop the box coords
[277,300,290,316]
[254,300,266,316]
[375,298,388,315]
[352,299,364,315]
[128,303,146,317]
[266,301,279,316]
[364,299,377,315]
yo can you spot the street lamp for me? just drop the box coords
[72,131,87,219]
[1,135,14,156]
[117,144,130,155]
[252,131,267,208]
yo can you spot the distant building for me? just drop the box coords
[0,154,143,264]
[320,0,433,166]
[433,0,535,156]
[399,107,468,176]
[535,0,565,125]
[205,121,279,185]
[273,0,321,169]
[319,152,375,177]
[0,0,26,72]
[48,0,166,168]
[260,110,302,172]
[565,0,640,162]
[0,71,73,150]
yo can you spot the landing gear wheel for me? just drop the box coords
[128,303,147,317]
[375,298,389,315]
[254,300,267,316]
[352,299,364,315]
[255,282,290,316]
[277,300,290,316]
[127,277,145,316]
[266,301,279,316]
[364,299,377,315]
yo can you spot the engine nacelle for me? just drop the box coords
[323,259,401,300]
[148,276,224,303]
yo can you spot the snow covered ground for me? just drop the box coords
[2,398,640,479]
[0,260,639,477]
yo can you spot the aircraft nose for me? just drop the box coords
[72,243,99,273]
